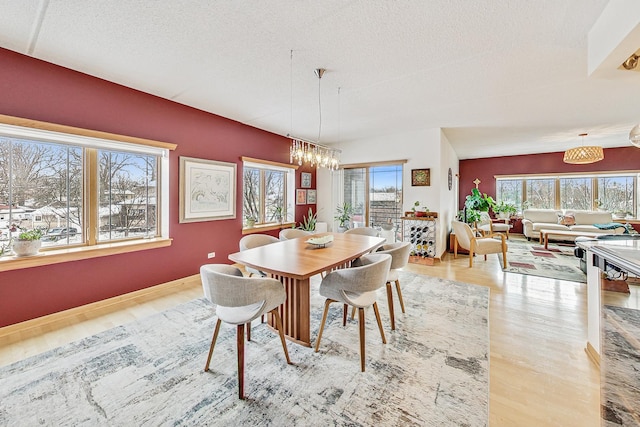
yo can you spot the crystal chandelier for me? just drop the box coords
[289,66,341,170]
[563,133,604,164]
[290,138,340,170]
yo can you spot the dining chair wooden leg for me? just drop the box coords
[386,282,396,330]
[271,308,292,364]
[204,318,222,372]
[237,324,245,400]
[350,306,356,320]
[395,280,405,313]
[358,307,366,372]
[246,321,251,341]
[502,248,508,269]
[315,299,334,352]
[372,302,386,344]
[342,304,348,326]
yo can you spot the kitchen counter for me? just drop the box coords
[590,240,640,277]
[576,237,640,426]
[577,237,640,360]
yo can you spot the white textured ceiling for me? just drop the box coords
[1,0,639,159]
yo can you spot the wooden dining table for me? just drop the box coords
[228,232,385,347]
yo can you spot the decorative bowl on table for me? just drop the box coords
[306,234,334,248]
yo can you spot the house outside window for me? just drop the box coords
[98,150,157,241]
[0,121,169,251]
[343,163,403,237]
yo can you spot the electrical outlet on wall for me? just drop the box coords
[207,252,215,259]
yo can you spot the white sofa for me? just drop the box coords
[521,209,625,240]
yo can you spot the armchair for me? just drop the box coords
[451,220,508,269]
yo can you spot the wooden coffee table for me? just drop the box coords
[539,229,599,249]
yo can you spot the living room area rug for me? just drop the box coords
[0,272,489,426]
[499,237,586,283]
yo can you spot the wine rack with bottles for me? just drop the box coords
[401,216,436,261]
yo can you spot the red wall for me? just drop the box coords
[459,148,640,232]
[460,148,640,206]
[0,48,316,327]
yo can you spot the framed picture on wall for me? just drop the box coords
[296,189,307,205]
[411,168,430,186]
[301,172,312,188]
[306,189,317,204]
[179,156,237,223]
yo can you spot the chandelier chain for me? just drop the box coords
[289,49,293,138]
[317,69,322,143]
[289,66,340,170]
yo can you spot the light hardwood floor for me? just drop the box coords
[1,236,637,426]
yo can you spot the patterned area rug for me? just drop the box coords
[499,238,585,282]
[0,272,489,426]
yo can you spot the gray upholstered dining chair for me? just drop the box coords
[375,241,411,330]
[451,220,508,269]
[279,228,311,240]
[344,226,383,253]
[238,234,279,276]
[200,264,291,400]
[314,253,392,372]
[344,227,380,237]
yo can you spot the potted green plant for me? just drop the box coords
[416,204,430,217]
[245,215,256,228]
[460,208,482,224]
[334,202,353,232]
[493,201,517,219]
[298,208,317,231]
[273,206,284,224]
[464,188,495,224]
[12,228,44,257]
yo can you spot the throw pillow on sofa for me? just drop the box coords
[557,214,576,226]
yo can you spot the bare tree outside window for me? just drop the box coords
[560,177,592,211]
[497,174,637,218]
[242,162,295,226]
[525,179,555,209]
[0,119,168,257]
[496,179,522,212]
[243,167,287,225]
[0,138,83,246]
[265,170,285,222]
[598,176,635,217]
[98,151,157,241]
[243,168,260,221]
